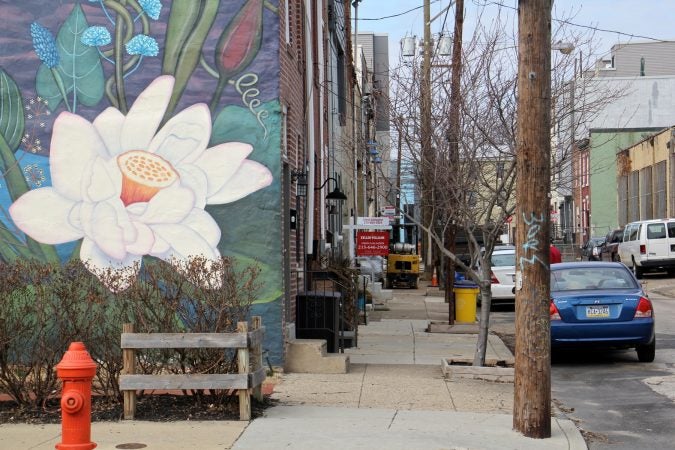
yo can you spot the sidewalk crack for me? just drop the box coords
[357,363,368,408]
[387,410,399,429]
[411,321,417,363]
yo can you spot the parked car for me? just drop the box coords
[618,218,675,279]
[580,236,605,261]
[600,228,624,262]
[477,246,516,305]
[550,262,655,362]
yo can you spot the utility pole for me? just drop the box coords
[445,0,463,324]
[420,0,433,278]
[352,0,361,223]
[513,0,552,439]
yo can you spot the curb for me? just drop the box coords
[441,358,515,383]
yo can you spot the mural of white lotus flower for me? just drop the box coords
[9,75,273,290]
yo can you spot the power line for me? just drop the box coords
[479,0,669,43]
[353,0,441,21]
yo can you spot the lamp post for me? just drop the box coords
[317,176,348,256]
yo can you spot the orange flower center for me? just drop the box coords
[117,150,178,206]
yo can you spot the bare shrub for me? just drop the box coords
[0,256,260,409]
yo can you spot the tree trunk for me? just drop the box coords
[513,0,553,439]
[473,283,492,366]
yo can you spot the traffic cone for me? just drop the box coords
[431,267,438,287]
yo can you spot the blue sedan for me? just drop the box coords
[550,262,655,362]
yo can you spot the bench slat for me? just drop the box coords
[120,373,249,390]
[121,333,247,349]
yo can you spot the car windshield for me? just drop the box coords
[551,267,639,291]
[491,253,515,267]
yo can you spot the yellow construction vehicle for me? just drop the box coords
[386,223,420,289]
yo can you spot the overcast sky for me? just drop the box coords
[353,1,675,65]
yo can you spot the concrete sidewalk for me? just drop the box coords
[235,283,586,449]
[1,281,587,449]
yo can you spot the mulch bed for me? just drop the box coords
[0,394,275,425]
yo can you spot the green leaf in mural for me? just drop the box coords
[0,68,25,152]
[162,0,220,120]
[35,4,104,112]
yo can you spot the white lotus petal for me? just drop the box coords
[182,209,221,248]
[134,186,195,224]
[51,112,109,201]
[125,222,155,255]
[207,160,273,204]
[80,237,141,293]
[120,76,174,151]
[82,157,119,203]
[149,104,211,164]
[177,164,208,208]
[192,142,253,196]
[79,202,95,241]
[93,107,125,157]
[149,232,171,256]
[150,223,219,260]
[89,201,129,260]
[9,188,82,244]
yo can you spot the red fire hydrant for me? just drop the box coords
[55,342,97,450]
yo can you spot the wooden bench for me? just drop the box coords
[119,316,265,421]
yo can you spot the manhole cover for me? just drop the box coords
[115,444,147,449]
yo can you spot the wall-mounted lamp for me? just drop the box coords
[291,170,307,197]
[316,177,348,203]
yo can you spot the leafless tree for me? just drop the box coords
[384,6,627,365]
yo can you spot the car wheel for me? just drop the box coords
[637,340,655,362]
[632,258,644,279]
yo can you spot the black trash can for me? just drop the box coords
[296,291,341,353]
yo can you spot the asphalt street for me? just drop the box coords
[486,274,675,450]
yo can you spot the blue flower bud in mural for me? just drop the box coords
[139,0,162,21]
[30,22,59,68]
[81,26,112,47]
[125,34,159,57]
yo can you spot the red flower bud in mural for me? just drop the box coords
[215,0,264,80]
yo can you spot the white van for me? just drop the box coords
[618,218,675,278]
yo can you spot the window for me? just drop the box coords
[284,0,290,44]
[668,223,675,238]
[640,167,652,220]
[647,223,666,239]
[336,45,346,126]
[655,161,667,219]
[628,171,640,222]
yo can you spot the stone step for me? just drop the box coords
[285,339,350,374]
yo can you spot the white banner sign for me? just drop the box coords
[357,217,390,226]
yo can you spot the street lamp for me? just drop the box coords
[291,170,308,197]
[317,177,348,202]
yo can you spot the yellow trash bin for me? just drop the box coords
[454,281,479,323]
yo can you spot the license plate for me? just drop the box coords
[586,305,609,318]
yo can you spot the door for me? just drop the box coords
[645,222,668,262]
